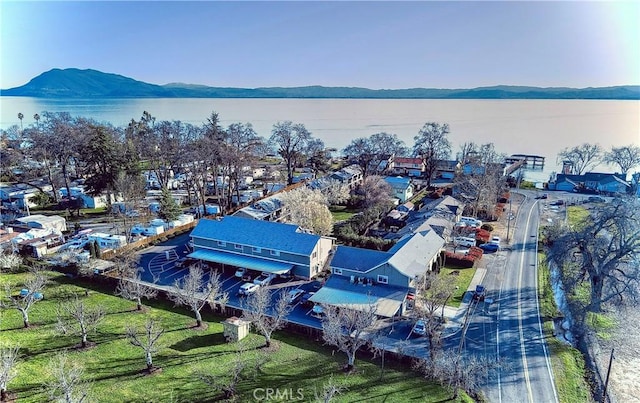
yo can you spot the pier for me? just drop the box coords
[504,154,545,175]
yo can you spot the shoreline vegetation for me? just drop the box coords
[2,68,639,99]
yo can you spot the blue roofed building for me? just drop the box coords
[384,176,414,203]
[310,229,444,317]
[188,216,334,279]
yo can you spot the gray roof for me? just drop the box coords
[309,276,406,318]
[332,229,443,279]
[387,230,444,278]
[190,216,321,255]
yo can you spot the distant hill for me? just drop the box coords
[2,68,639,100]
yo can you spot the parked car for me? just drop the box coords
[301,291,316,306]
[287,289,305,304]
[412,319,426,336]
[234,267,248,278]
[472,285,486,301]
[175,257,197,268]
[311,304,325,318]
[479,243,499,252]
[253,272,276,286]
[454,237,476,248]
[238,282,260,296]
[588,196,606,203]
[490,236,501,245]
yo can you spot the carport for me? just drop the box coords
[187,249,292,275]
[309,277,407,318]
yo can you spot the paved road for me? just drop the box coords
[456,191,558,403]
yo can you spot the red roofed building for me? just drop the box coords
[389,157,425,176]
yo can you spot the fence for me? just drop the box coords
[100,220,197,260]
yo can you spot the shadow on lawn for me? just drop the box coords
[169,332,227,352]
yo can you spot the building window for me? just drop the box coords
[270,250,280,256]
[312,251,317,258]
[333,268,342,275]
[217,241,226,247]
[252,247,262,253]
[235,244,243,250]
[377,275,389,284]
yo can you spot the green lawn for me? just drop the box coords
[537,252,591,403]
[329,206,359,222]
[1,270,470,402]
[440,267,476,308]
[566,206,589,227]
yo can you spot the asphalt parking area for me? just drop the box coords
[134,233,327,328]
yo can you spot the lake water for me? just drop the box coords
[1,97,638,180]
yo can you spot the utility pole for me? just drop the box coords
[601,348,615,403]
[506,198,512,243]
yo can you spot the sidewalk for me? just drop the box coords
[367,267,488,360]
[441,267,487,337]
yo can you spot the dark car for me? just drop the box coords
[472,285,486,301]
[300,291,316,306]
[175,257,197,268]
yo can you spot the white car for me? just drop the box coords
[253,272,276,286]
[287,289,305,304]
[234,267,247,278]
[454,237,476,248]
[490,236,501,245]
[238,282,259,296]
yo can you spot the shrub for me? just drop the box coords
[481,223,494,232]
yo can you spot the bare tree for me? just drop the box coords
[414,272,455,358]
[199,341,266,401]
[113,170,147,240]
[116,270,158,312]
[413,122,452,188]
[241,287,292,348]
[547,198,640,314]
[343,133,406,178]
[279,187,334,235]
[557,143,603,175]
[47,353,90,403]
[604,144,640,176]
[314,375,347,403]
[342,137,379,179]
[0,251,22,273]
[269,121,313,185]
[321,303,378,372]
[1,271,47,328]
[454,142,506,219]
[126,318,165,373]
[169,266,228,328]
[414,352,496,400]
[354,175,393,210]
[369,332,391,380]
[56,295,105,349]
[0,346,19,402]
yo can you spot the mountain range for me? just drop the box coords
[2,68,639,99]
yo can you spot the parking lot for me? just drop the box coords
[135,233,327,330]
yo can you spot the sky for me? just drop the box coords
[1,1,639,90]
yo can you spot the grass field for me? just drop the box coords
[1,270,471,402]
[440,267,476,308]
[329,206,359,222]
[536,252,591,403]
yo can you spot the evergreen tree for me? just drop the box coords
[158,188,182,222]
